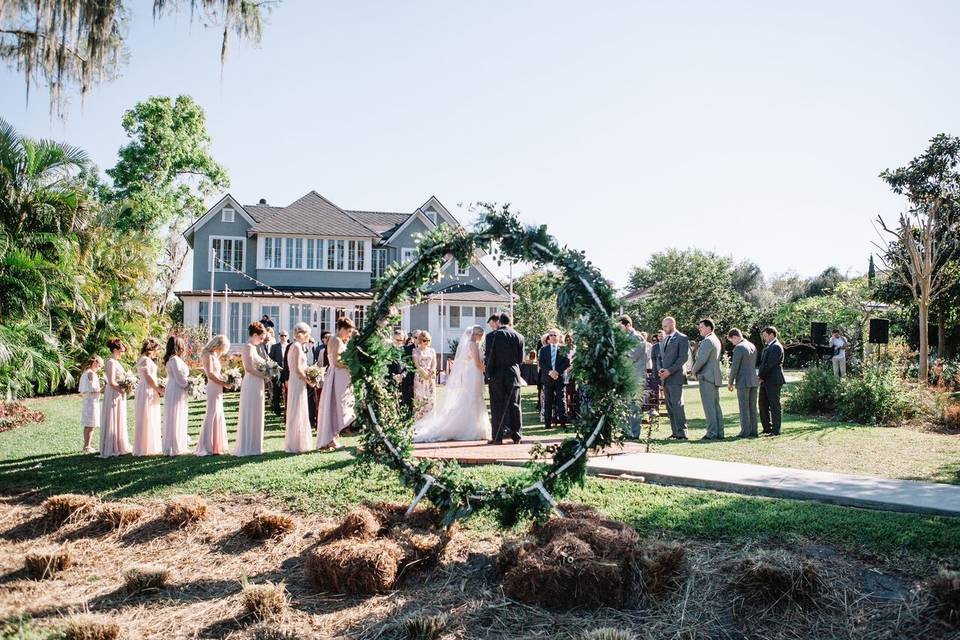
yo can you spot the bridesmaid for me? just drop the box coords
[133,338,163,456]
[316,317,356,451]
[197,334,231,456]
[234,322,270,457]
[161,335,191,456]
[413,331,437,420]
[284,322,312,453]
[99,338,132,458]
[78,355,103,453]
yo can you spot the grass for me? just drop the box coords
[2,387,960,560]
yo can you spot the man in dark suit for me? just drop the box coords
[758,326,786,436]
[657,316,690,440]
[484,314,500,375]
[538,328,569,429]
[399,330,419,415]
[268,330,289,416]
[485,313,525,444]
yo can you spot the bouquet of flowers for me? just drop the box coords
[157,377,168,391]
[257,359,281,380]
[304,365,326,388]
[186,375,207,400]
[116,371,137,395]
[223,367,243,390]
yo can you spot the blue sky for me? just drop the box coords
[2,1,958,288]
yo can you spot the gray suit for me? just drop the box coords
[628,332,649,437]
[729,340,759,437]
[691,333,724,438]
[658,331,689,439]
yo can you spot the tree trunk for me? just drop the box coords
[938,313,947,358]
[919,302,929,384]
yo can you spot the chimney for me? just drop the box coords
[259,198,267,205]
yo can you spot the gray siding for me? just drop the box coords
[191,210,257,291]
[409,303,430,335]
[388,217,432,250]
[256,269,371,290]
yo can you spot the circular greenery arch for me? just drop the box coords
[344,204,636,526]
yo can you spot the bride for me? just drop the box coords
[412,325,490,442]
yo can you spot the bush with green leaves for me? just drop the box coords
[836,367,918,425]
[785,366,840,415]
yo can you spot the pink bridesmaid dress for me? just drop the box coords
[316,337,356,449]
[284,344,312,453]
[99,357,132,457]
[234,343,267,457]
[161,355,191,455]
[197,352,230,456]
[133,356,162,455]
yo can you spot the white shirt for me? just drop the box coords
[830,336,847,358]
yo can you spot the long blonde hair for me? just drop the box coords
[202,334,230,355]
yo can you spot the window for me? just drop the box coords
[425,211,437,225]
[210,237,244,272]
[229,302,241,344]
[336,240,345,270]
[285,238,294,269]
[449,305,461,329]
[263,237,280,269]
[335,307,347,321]
[320,307,332,333]
[474,306,486,319]
[288,303,303,332]
[198,301,209,330]
[221,207,235,222]
[211,301,223,335]
[455,260,469,277]
[401,247,417,264]
[294,238,304,269]
[241,302,251,338]
[327,240,336,270]
[348,240,356,271]
[356,241,366,271]
[371,248,387,279]
[354,305,366,329]
[260,305,279,325]
[306,239,315,270]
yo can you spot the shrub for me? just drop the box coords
[61,615,120,640]
[836,367,917,425]
[241,579,289,621]
[785,366,839,415]
[25,546,74,579]
[124,564,170,593]
[941,400,960,431]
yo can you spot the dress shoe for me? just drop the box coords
[511,434,522,445]
[700,435,719,441]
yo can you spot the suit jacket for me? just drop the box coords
[538,344,570,385]
[691,333,723,387]
[729,340,759,388]
[269,342,290,382]
[486,326,525,387]
[628,332,648,378]
[758,340,786,386]
[659,331,690,386]
[650,341,662,373]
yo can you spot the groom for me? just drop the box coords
[485,313,525,444]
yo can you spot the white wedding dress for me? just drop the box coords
[412,330,491,442]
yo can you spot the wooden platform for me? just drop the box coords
[412,435,647,464]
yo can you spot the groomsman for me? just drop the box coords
[657,316,689,440]
[726,328,759,438]
[619,315,648,437]
[758,326,786,436]
[538,328,569,429]
[691,318,724,439]
[268,330,289,416]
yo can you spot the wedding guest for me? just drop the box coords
[691,318,724,440]
[727,328,759,438]
[658,317,689,440]
[399,330,418,414]
[563,332,579,420]
[302,334,319,428]
[235,322,271,456]
[284,322,313,453]
[78,355,103,453]
[268,329,289,416]
[525,350,538,365]
[388,329,407,387]
[99,338,132,458]
[758,326,786,436]
[619,315,648,437]
[196,334,231,456]
[316,318,357,450]
[413,331,437,420]
[830,329,848,379]
[161,336,191,456]
[260,313,275,330]
[133,338,163,456]
[538,328,570,429]
[319,330,332,368]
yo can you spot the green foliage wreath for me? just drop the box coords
[344,203,636,526]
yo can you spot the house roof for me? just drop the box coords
[344,210,412,239]
[427,283,513,303]
[175,287,374,300]
[247,191,378,238]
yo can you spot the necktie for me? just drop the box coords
[551,345,556,369]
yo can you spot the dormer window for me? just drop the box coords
[222,207,235,222]
[455,260,470,277]
[425,210,437,225]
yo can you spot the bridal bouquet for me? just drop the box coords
[258,359,280,380]
[116,372,137,395]
[186,375,207,400]
[157,377,168,391]
[223,367,243,390]
[304,365,326,388]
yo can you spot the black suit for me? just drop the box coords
[758,340,785,435]
[485,326,525,442]
[538,344,569,428]
[400,343,415,414]
[268,341,288,416]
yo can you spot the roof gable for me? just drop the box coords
[248,191,377,238]
[183,194,256,246]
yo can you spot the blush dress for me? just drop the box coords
[284,344,312,453]
[316,337,355,449]
[196,353,229,456]
[413,347,437,420]
[99,358,132,458]
[234,343,267,457]
[133,356,162,456]
[161,355,191,456]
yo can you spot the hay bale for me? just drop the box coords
[242,580,289,621]
[62,615,120,640]
[365,501,443,532]
[734,552,822,606]
[628,542,687,596]
[497,536,538,574]
[557,501,602,521]
[305,538,403,594]
[124,563,169,593]
[503,541,624,609]
[96,503,144,529]
[164,495,208,527]
[25,545,74,579]
[403,612,449,640]
[391,525,443,566]
[535,516,640,560]
[580,629,637,640]
[42,494,98,525]
[929,569,960,626]
[319,507,380,542]
[251,625,302,640]
[242,511,296,540]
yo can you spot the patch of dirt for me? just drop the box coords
[0,494,954,639]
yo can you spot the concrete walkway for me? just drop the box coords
[578,452,960,518]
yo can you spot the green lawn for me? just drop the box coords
[2,389,960,560]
